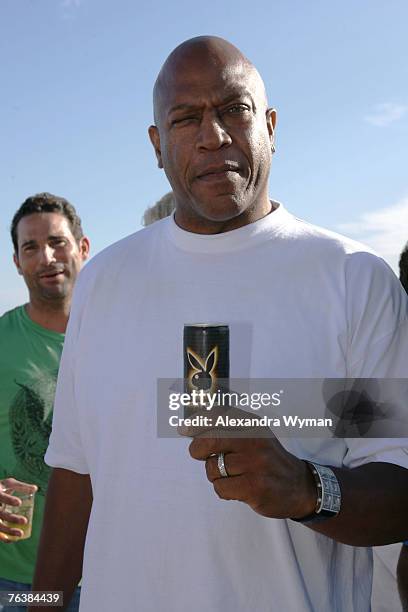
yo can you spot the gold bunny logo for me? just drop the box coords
[187,346,218,390]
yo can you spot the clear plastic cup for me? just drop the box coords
[2,490,36,541]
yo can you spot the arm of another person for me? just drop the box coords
[28,467,92,612]
[397,543,408,611]
[0,478,38,541]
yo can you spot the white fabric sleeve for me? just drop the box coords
[342,252,408,470]
[44,270,89,475]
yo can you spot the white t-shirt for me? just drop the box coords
[46,203,408,612]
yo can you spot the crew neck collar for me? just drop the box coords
[19,304,65,339]
[166,201,292,254]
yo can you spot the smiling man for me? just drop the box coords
[0,193,89,612]
[31,38,408,612]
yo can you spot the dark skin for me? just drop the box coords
[150,36,408,544]
[29,469,92,612]
[149,36,276,234]
[30,35,408,610]
[177,402,408,545]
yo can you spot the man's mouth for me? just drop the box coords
[196,163,241,181]
[38,269,65,280]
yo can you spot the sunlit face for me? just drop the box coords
[13,212,89,304]
[149,47,276,233]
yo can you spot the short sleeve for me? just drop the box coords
[44,271,90,474]
[345,252,408,376]
[343,253,408,470]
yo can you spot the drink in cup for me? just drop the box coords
[2,489,36,541]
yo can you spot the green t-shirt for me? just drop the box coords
[0,305,64,583]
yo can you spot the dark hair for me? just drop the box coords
[399,242,408,295]
[11,192,84,253]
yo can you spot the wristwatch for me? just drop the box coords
[292,462,342,525]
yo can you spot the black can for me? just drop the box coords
[183,324,229,393]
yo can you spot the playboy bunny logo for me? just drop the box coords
[187,346,218,390]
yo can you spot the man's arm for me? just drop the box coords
[311,462,408,546]
[181,416,408,547]
[29,467,92,612]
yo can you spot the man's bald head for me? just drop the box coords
[153,36,268,126]
[148,35,276,234]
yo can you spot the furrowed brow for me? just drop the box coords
[168,95,254,119]
[219,91,256,108]
[168,103,199,115]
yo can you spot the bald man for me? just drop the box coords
[31,37,408,612]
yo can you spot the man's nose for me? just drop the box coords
[196,114,232,150]
[39,245,57,264]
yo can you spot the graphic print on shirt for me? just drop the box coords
[8,369,57,495]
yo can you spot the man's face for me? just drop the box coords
[149,49,276,233]
[13,212,89,304]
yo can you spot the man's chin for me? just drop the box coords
[37,284,71,303]
[192,196,245,223]
[42,292,67,303]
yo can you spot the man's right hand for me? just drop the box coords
[0,477,38,542]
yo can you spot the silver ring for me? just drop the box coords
[217,452,229,478]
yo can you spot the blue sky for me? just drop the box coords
[1,0,407,313]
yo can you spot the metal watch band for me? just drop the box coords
[292,461,341,525]
[310,462,341,514]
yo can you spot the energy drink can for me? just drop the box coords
[183,324,229,394]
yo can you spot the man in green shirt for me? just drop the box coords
[0,193,89,611]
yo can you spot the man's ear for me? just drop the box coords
[266,108,277,152]
[79,236,90,262]
[13,253,23,275]
[148,125,163,169]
